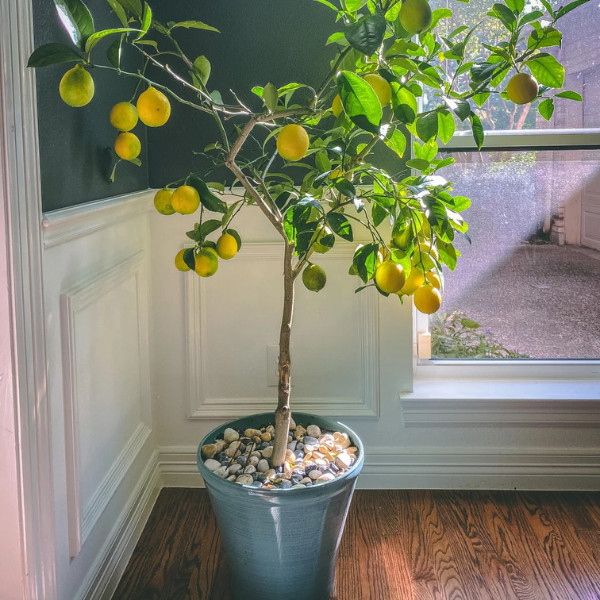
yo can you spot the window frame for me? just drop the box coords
[414,126,600,380]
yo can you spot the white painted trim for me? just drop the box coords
[0,0,57,597]
[400,380,600,427]
[60,251,151,557]
[185,243,380,419]
[158,445,600,491]
[74,450,161,600]
[42,190,153,248]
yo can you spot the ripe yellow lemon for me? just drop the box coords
[399,266,425,296]
[114,132,141,160]
[110,101,138,131]
[276,124,310,161]
[506,73,539,105]
[302,264,326,292]
[414,285,442,314]
[399,0,432,34]
[59,64,94,107]
[332,94,343,117]
[425,271,441,289]
[413,244,438,271]
[311,225,334,254]
[363,73,392,106]
[136,86,171,127]
[375,261,406,294]
[194,247,219,277]
[175,249,191,271]
[154,188,175,215]
[171,185,200,214]
[216,233,238,260]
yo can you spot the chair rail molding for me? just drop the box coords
[0,0,57,598]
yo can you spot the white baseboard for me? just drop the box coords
[158,445,600,491]
[76,450,161,600]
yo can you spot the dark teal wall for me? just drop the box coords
[33,0,149,212]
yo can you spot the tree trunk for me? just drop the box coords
[271,241,295,467]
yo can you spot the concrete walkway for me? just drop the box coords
[441,244,600,359]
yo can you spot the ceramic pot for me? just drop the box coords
[197,412,364,600]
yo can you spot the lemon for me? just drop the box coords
[195,248,219,277]
[154,188,175,215]
[311,225,334,254]
[425,271,441,289]
[506,73,539,105]
[302,264,326,292]
[413,243,438,271]
[114,132,141,160]
[363,73,392,106]
[398,266,425,296]
[110,101,138,131]
[392,226,413,250]
[414,284,442,314]
[171,185,200,214]
[332,94,343,117]
[374,261,406,294]
[175,249,191,271]
[136,86,171,127]
[59,64,94,107]
[276,124,310,161]
[216,233,238,260]
[399,0,432,34]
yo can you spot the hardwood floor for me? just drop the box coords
[113,489,600,600]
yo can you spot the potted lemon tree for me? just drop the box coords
[29,0,583,597]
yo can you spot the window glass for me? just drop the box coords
[430,149,600,359]
[428,0,600,131]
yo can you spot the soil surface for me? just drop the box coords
[441,244,600,359]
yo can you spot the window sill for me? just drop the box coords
[400,379,600,428]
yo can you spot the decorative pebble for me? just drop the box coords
[303,436,319,446]
[288,417,296,430]
[306,424,321,438]
[280,480,292,489]
[257,459,270,473]
[292,484,305,489]
[228,463,243,475]
[226,475,236,482]
[316,473,335,483]
[309,470,323,480]
[243,465,257,474]
[224,428,239,444]
[236,474,254,485]
[335,453,352,470]
[262,446,274,459]
[204,459,221,471]
[201,443,218,459]
[287,440,297,451]
[248,456,259,467]
[215,466,229,479]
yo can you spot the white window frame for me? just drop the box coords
[414,127,600,381]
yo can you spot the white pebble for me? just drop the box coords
[215,466,229,479]
[338,433,351,448]
[243,465,256,474]
[248,455,259,466]
[257,459,270,473]
[289,417,296,430]
[228,463,243,475]
[307,424,321,438]
[292,484,305,489]
[236,474,254,485]
[226,475,236,482]
[300,477,312,485]
[316,473,335,483]
[262,446,274,459]
[309,470,323,480]
[335,453,352,470]
[204,459,221,471]
[224,428,239,444]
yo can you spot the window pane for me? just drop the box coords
[431,149,600,359]
[429,0,600,131]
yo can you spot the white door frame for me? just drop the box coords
[0,0,56,598]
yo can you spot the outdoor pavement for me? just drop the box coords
[441,243,600,359]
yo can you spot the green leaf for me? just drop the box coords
[189,175,227,213]
[430,7,452,29]
[115,0,141,18]
[448,98,471,121]
[413,139,437,161]
[391,83,418,124]
[327,212,353,241]
[192,55,211,87]
[353,242,379,283]
[518,10,544,26]
[200,219,222,238]
[555,90,582,101]
[27,43,82,68]
[54,0,95,49]
[336,70,382,133]
[437,240,457,270]
[183,248,196,270]
[472,92,490,107]
[344,14,386,56]
[461,318,481,328]
[538,97,554,120]
[384,1,403,21]
[107,0,128,26]
[469,112,484,150]
[225,228,242,251]
[437,112,455,145]
[315,150,331,173]
[416,112,439,142]
[262,82,279,112]
[528,26,562,49]
[383,128,407,158]
[85,27,135,54]
[372,202,387,227]
[335,178,356,198]
[406,159,430,171]
[448,195,471,212]
[106,35,123,68]
[491,3,517,30]
[526,54,565,88]
[505,0,524,12]
[136,1,152,39]
[555,0,590,19]
[168,20,220,33]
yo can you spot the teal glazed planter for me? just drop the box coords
[197,412,364,600]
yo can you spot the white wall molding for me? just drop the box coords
[74,450,160,600]
[401,380,600,427]
[158,445,600,491]
[60,251,151,558]
[42,190,153,249]
[185,243,380,420]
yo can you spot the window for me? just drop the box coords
[416,0,600,369]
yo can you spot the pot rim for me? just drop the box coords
[197,412,365,495]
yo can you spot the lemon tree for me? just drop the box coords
[28,0,586,468]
